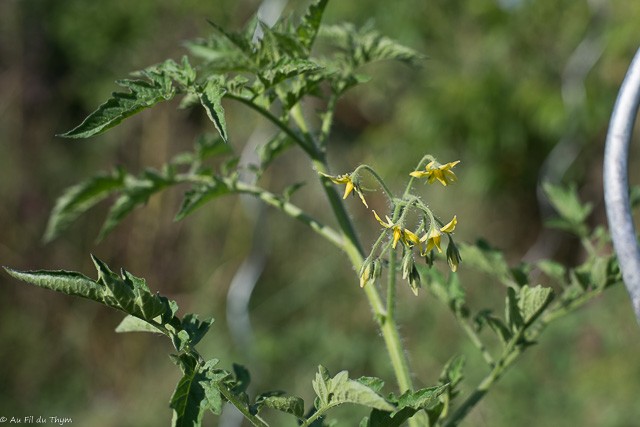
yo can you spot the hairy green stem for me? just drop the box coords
[176,174,344,250]
[218,384,269,427]
[226,94,318,158]
[387,248,398,321]
[313,156,415,396]
[230,92,418,420]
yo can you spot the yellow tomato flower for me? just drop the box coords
[373,211,420,249]
[421,215,457,254]
[320,172,368,207]
[410,160,461,186]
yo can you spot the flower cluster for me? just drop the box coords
[410,160,460,186]
[322,157,462,293]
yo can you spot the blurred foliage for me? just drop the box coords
[2,0,640,426]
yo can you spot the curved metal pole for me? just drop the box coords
[603,47,640,323]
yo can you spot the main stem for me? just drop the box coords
[312,156,415,396]
[234,95,418,419]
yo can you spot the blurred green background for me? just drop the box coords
[2,0,640,426]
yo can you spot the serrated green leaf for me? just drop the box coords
[115,314,163,334]
[332,378,394,412]
[439,355,465,388]
[518,285,553,325]
[206,19,254,55]
[144,57,196,89]
[313,366,394,413]
[395,385,448,413]
[44,170,124,243]
[505,287,524,331]
[181,314,214,347]
[4,267,103,302]
[355,377,385,394]
[201,360,224,415]
[297,0,329,53]
[92,255,137,313]
[175,179,231,221]
[170,363,208,427]
[312,365,331,408]
[320,23,424,68]
[231,363,251,394]
[253,392,305,418]
[198,79,228,142]
[259,58,323,86]
[365,385,448,427]
[171,330,192,352]
[60,74,175,139]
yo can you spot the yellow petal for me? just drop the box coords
[392,227,402,249]
[443,160,461,170]
[373,210,386,227]
[410,171,427,178]
[440,215,457,233]
[343,181,354,199]
[355,188,369,208]
[403,229,420,246]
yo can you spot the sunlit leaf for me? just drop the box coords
[312,366,394,413]
[517,285,553,325]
